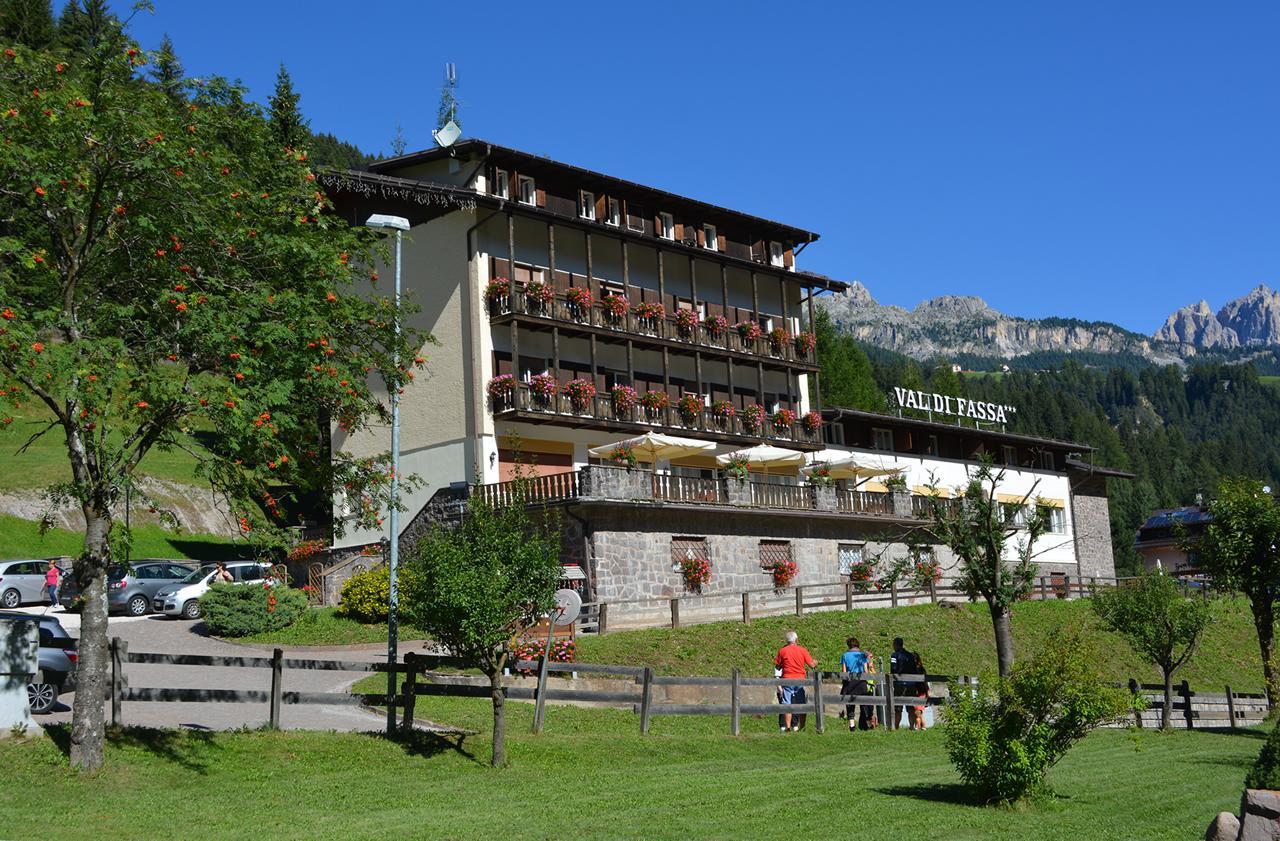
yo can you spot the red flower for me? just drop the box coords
[1,309,13,320]
[338,252,349,265]
[175,302,187,312]
[155,249,166,257]
[173,283,186,292]
[87,374,96,382]
[3,108,16,118]
[54,63,63,73]
[115,205,126,215]
[224,400,235,408]
[136,401,149,409]
[326,293,337,302]
[30,342,43,353]
[234,372,244,381]
[33,186,45,196]
[32,254,43,264]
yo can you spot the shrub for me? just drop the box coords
[201,583,308,637]
[942,632,1132,803]
[338,564,393,624]
[1247,717,1280,790]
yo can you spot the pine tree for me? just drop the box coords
[267,63,308,149]
[151,33,184,104]
[390,122,407,157]
[56,0,120,56]
[0,0,56,48]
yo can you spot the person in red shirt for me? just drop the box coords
[773,630,817,732]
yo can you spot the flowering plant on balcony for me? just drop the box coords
[771,407,796,430]
[607,442,638,470]
[674,308,700,335]
[564,378,597,412]
[602,293,630,324]
[720,453,750,481]
[677,394,703,425]
[286,539,328,564]
[767,557,799,589]
[735,320,763,341]
[767,327,790,354]
[909,554,942,589]
[487,374,517,403]
[640,390,670,413]
[565,286,592,318]
[807,465,833,487]
[802,411,822,433]
[704,315,728,337]
[709,400,736,422]
[680,553,712,592]
[634,301,665,320]
[885,472,908,492]
[529,372,558,404]
[793,331,817,356]
[484,277,510,309]
[741,403,766,433]
[848,557,876,594]
[524,280,554,311]
[610,384,638,414]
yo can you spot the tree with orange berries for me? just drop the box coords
[0,38,426,771]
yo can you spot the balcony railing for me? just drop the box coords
[473,471,580,508]
[837,489,894,516]
[491,382,823,446]
[652,472,724,504]
[487,288,817,366]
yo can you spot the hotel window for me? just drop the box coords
[606,198,621,227]
[579,191,596,220]
[518,176,536,206]
[1001,445,1018,467]
[1001,502,1028,528]
[1039,451,1056,470]
[626,201,645,232]
[671,537,709,573]
[769,241,784,267]
[838,543,864,577]
[924,435,940,456]
[871,428,894,451]
[493,169,509,199]
[759,539,792,570]
[703,224,718,251]
[1037,504,1067,534]
[658,212,675,241]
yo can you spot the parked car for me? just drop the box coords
[0,559,63,609]
[59,562,195,616]
[152,562,275,620]
[0,611,77,714]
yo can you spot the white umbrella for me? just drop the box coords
[588,431,716,463]
[800,452,901,481]
[715,444,807,470]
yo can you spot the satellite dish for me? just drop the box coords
[552,588,582,627]
[432,120,461,148]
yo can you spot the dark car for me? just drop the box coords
[60,561,195,616]
[0,611,77,713]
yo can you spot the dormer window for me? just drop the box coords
[658,212,674,241]
[703,224,718,251]
[493,169,509,199]
[769,241,784,267]
[607,198,621,227]
[518,176,536,206]
[579,191,596,220]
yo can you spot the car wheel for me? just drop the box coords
[127,595,149,616]
[181,599,201,620]
[27,682,57,714]
[1,588,19,609]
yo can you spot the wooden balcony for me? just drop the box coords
[491,382,824,449]
[488,288,819,370]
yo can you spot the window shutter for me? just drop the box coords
[696,228,705,247]
[508,170,519,199]
[654,214,663,234]
[750,239,765,261]
[536,188,546,207]
[783,248,794,268]
[717,234,727,251]
[595,194,606,220]
[674,222,684,241]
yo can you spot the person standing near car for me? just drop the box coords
[44,561,60,611]
[214,562,233,584]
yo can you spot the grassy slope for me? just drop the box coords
[576,598,1267,691]
[0,513,240,561]
[0,705,1260,840]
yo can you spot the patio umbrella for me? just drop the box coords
[800,452,901,482]
[588,431,716,463]
[715,444,808,471]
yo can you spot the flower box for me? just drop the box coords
[487,374,516,404]
[802,411,822,433]
[485,277,511,311]
[735,321,762,342]
[680,554,712,592]
[677,394,703,425]
[564,378,597,413]
[602,294,629,323]
[524,281,554,312]
[610,385,638,415]
[767,327,790,354]
[771,407,796,431]
[674,308,700,337]
[741,404,766,434]
[793,331,817,356]
[565,286,592,320]
[529,372,558,406]
[768,558,798,589]
[704,315,728,339]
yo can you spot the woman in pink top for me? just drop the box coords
[45,561,60,609]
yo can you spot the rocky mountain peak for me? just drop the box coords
[1155,285,1280,350]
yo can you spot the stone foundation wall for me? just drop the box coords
[1071,479,1118,579]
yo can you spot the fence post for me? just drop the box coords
[639,667,653,735]
[532,650,550,734]
[1226,684,1237,730]
[1089,576,1097,596]
[884,666,896,730]
[1181,679,1194,730]
[1128,678,1143,728]
[269,647,283,730]
[670,597,680,630]
[812,670,825,734]
[890,581,898,608]
[845,582,853,611]
[1039,577,1047,601]
[401,652,418,731]
[742,592,751,624]
[1062,575,1071,599]
[598,603,609,636]
[795,586,804,617]
[109,637,124,727]
[929,580,937,604]
[731,668,741,736]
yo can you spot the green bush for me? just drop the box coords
[338,564,413,624]
[201,583,309,637]
[1247,717,1280,789]
[942,633,1133,803]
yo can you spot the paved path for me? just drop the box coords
[11,605,434,732]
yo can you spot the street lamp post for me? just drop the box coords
[365,213,410,732]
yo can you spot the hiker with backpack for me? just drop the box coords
[889,637,928,730]
[837,637,876,732]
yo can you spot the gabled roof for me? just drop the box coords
[1140,506,1212,532]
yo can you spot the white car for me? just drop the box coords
[151,562,275,620]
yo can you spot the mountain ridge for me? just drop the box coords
[1156,284,1280,350]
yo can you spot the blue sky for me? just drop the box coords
[114,1,1280,334]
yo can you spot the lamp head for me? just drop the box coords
[365,214,410,231]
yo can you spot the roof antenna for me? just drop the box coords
[433,62,461,149]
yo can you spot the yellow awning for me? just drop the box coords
[861,481,889,493]
[913,485,951,498]
[996,492,1031,504]
[1035,497,1065,509]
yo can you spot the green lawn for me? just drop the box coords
[234,607,427,646]
[0,513,243,562]
[576,597,1268,692]
[0,702,1260,840]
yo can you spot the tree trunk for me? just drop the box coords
[489,667,505,768]
[1252,598,1278,709]
[69,507,112,772]
[989,601,1015,678]
[1161,667,1173,731]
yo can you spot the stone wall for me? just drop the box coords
[1071,478,1118,579]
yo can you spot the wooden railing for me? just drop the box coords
[749,482,811,509]
[652,473,724,503]
[473,471,579,507]
[837,489,894,516]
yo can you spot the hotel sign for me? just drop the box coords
[892,387,1017,425]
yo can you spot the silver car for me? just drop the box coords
[59,562,194,616]
[152,562,275,619]
[0,560,59,608]
[0,611,77,714]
